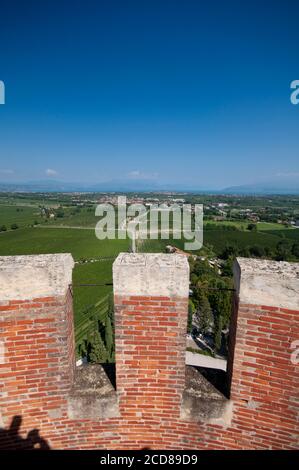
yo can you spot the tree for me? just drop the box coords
[77,338,88,359]
[189,252,233,356]
[187,299,195,333]
[247,223,257,231]
[221,257,234,277]
[56,209,64,218]
[292,243,299,258]
[190,273,198,286]
[239,246,250,258]
[207,278,232,329]
[214,315,223,352]
[0,225,7,232]
[220,244,239,260]
[196,293,213,334]
[249,244,265,258]
[192,259,215,277]
[105,293,115,361]
[276,239,292,261]
[88,331,107,363]
[264,246,273,259]
[11,223,18,230]
[105,315,114,361]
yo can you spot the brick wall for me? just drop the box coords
[114,295,188,421]
[0,293,74,424]
[0,253,298,450]
[225,301,299,448]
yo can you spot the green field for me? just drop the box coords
[44,206,101,227]
[137,237,185,253]
[40,206,122,228]
[204,220,248,230]
[0,227,129,260]
[257,222,291,231]
[266,229,299,241]
[0,200,121,230]
[0,204,43,228]
[204,230,281,253]
[137,228,292,256]
[73,260,114,347]
[204,219,292,232]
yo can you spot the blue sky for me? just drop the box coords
[0,0,298,189]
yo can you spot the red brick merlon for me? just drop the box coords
[114,254,186,418]
[0,254,75,433]
[227,258,299,426]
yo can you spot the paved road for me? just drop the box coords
[185,351,227,371]
[186,335,227,371]
[36,225,95,229]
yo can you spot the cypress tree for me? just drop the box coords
[105,315,113,361]
[196,292,213,334]
[214,315,223,352]
[89,331,107,363]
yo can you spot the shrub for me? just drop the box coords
[249,244,265,258]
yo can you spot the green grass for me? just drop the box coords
[0,200,122,230]
[265,229,299,242]
[204,219,292,232]
[138,229,282,256]
[42,206,122,228]
[204,230,280,254]
[0,227,129,260]
[45,206,100,227]
[141,213,294,235]
[204,220,248,230]
[137,237,186,253]
[257,222,293,231]
[73,261,114,347]
[0,204,43,228]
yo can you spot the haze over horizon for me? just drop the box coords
[0,0,298,190]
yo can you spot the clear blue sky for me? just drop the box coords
[0,0,298,189]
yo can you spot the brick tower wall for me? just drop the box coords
[113,253,189,424]
[0,253,298,449]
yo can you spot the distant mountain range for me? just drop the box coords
[223,178,299,195]
[0,177,299,195]
[0,179,163,193]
